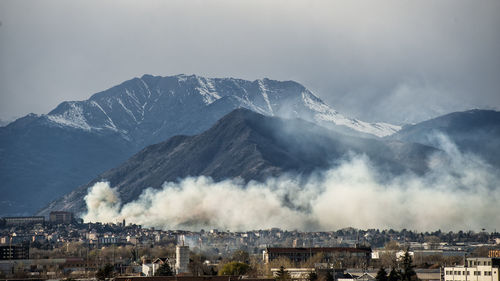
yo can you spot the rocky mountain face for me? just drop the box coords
[0,74,399,216]
[38,109,436,216]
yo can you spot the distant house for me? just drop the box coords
[338,272,376,281]
[142,257,173,276]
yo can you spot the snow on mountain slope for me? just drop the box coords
[300,90,400,137]
[44,74,400,138]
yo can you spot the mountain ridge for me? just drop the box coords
[389,109,500,168]
[37,108,435,216]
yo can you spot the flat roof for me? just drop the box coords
[266,247,371,253]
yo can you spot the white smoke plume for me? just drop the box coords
[83,135,500,231]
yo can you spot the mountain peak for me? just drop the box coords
[42,74,400,140]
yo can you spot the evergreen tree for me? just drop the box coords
[155,262,174,276]
[376,267,388,281]
[325,270,334,281]
[96,264,114,280]
[308,271,318,281]
[275,266,292,281]
[388,268,400,281]
[401,250,417,281]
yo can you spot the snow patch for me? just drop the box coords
[302,91,400,137]
[47,102,92,131]
[89,100,118,131]
[139,78,152,99]
[231,96,268,115]
[117,98,138,123]
[196,77,221,105]
[258,80,274,115]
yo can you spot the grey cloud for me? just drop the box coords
[1,0,499,123]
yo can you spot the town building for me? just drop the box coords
[175,245,190,274]
[0,243,29,260]
[2,216,44,225]
[263,247,372,265]
[444,257,500,281]
[142,257,173,276]
[98,236,126,245]
[49,211,74,224]
[271,267,315,280]
[338,272,376,281]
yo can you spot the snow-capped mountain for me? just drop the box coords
[44,74,399,142]
[0,74,399,217]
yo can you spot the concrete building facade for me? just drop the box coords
[175,245,189,274]
[263,247,372,265]
[444,258,500,281]
[49,211,73,224]
[2,216,44,226]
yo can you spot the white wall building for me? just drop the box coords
[142,262,155,277]
[444,258,499,281]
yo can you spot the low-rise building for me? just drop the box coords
[271,267,315,281]
[444,257,500,281]
[263,247,372,265]
[3,216,44,225]
[0,243,29,260]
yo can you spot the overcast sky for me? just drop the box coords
[1,0,499,124]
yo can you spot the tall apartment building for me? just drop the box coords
[444,257,500,281]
